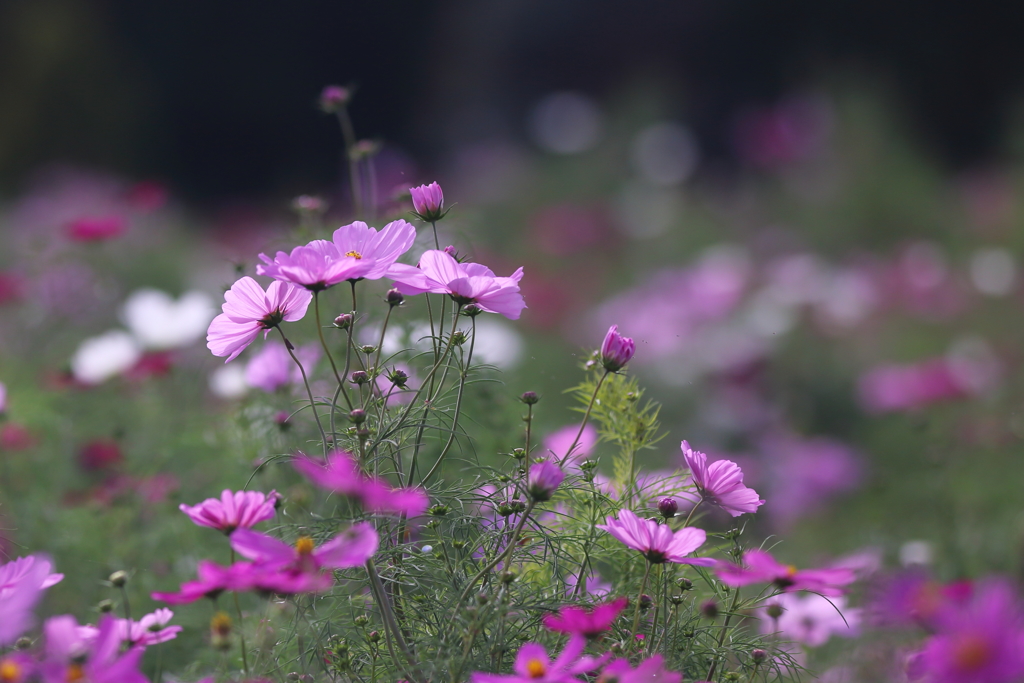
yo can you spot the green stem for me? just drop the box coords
[706,587,742,682]
[366,558,419,681]
[558,370,609,467]
[229,548,250,676]
[277,326,329,455]
[336,107,362,218]
[629,561,653,645]
[682,499,703,528]
[455,499,535,609]
[420,312,472,486]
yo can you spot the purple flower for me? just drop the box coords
[714,550,856,597]
[330,220,417,280]
[599,325,635,372]
[0,555,60,646]
[759,593,860,647]
[389,250,526,320]
[0,382,6,413]
[470,636,608,683]
[597,656,682,683]
[542,423,597,466]
[244,341,319,393]
[292,450,429,516]
[528,461,565,502]
[0,652,35,683]
[542,597,627,638]
[116,608,181,646]
[256,241,376,291]
[319,85,351,112]
[206,277,312,362]
[681,440,764,517]
[858,358,968,413]
[41,615,148,683]
[912,579,1024,683]
[597,509,712,566]
[178,489,279,534]
[410,182,445,221]
[151,561,263,604]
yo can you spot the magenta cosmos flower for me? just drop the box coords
[0,555,61,646]
[597,509,713,566]
[759,593,860,647]
[470,636,608,683]
[151,560,264,604]
[542,597,628,638]
[207,276,312,362]
[911,579,1024,683]
[41,615,148,683]
[292,450,429,516]
[410,182,445,222]
[256,241,376,291]
[389,250,527,320]
[681,441,764,517]
[230,525,378,593]
[598,656,682,683]
[330,220,417,280]
[115,608,181,646]
[179,489,278,534]
[528,461,565,502]
[714,549,856,596]
[600,325,635,372]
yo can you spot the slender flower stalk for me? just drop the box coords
[558,369,609,467]
[456,499,536,610]
[277,327,328,454]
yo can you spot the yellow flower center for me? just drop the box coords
[210,611,233,636]
[65,664,85,682]
[0,660,21,683]
[953,635,991,671]
[785,564,798,576]
[295,536,316,555]
[345,250,362,259]
[526,659,546,678]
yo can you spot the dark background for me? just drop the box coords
[3,0,1024,203]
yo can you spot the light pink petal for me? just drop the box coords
[313,523,379,568]
[222,277,270,319]
[418,250,465,285]
[230,528,295,566]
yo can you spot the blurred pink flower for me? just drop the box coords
[598,656,682,683]
[758,434,861,527]
[179,489,279,534]
[244,341,319,392]
[410,182,445,221]
[0,555,62,645]
[66,215,127,242]
[256,242,375,291]
[714,550,856,596]
[681,440,763,517]
[330,220,417,280]
[116,608,181,646]
[543,423,597,465]
[759,592,860,647]
[41,615,148,683]
[389,250,526,320]
[527,461,564,502]
[151,561,263,604]
[470,636,607,683]
[207,277,312,362]
[600,325,635,372]
[0,423,34,451]
[597,509,712,566]
[542,597,627,638]
[77,439,123,472]
[292,450,429,516]
[858,359,968,413]
[733,94,833,167]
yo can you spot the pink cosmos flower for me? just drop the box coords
[0,555,60,646]
[528,461,565,502]
[230,525,379,594]
[759,593,860,647]
[41,615,148,683]
[0,652,35,683]
[597,656,682,683]
[179,489,279,534]
[256,241,376,291]
[151,561,264,604]
[681,441,764,517]
[911,579,1024,683]
[0,382,6,413]
[714,550,856,596]
[410,182,445,221]
[292,450,429,516]
[66,215,127,242]
[543,423,597,465]
[597,509,713,566]
[542,597,628,638]
[470,636,608,683]
[858,358,968,413]
[116,608,181,646]
[330,220,417,280]
[600,325,635,372]
[207,276,312,362]
[389,250,526,320]
[244,342,319,393]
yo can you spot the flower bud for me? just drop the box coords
[333,314,353,330]
[360,344,377,355]
[410,182,445,222]
[367,630,381,643]
[443,245,459,259]
[676,577,693,591]
[349,409,367,424]
[751,649,767,665]
[670,594,685,605]
[319,85,352,112]
[108,571,128,588]
[350,371,369,385]
[462,303,483,317]
[638,594,653,611]
[476,592,489,605]
[353,615,369,627]
[509,499,527,514]
[501,571,517,584]
[15,637,32,650]
[287,673,300,682]
[511,448,526,460]
[97,599,115,613]
[388,369,409,387]
[701,600,719,619]
[765,603,785,620]
[599,324,636,372]
[658,497,679,519]
[350,140,380,160]
[451,330,467,346]
[291,195,326,215]
[527,461,564,502]
[385,289,404,306]
[519,391,539,405]
[428,504,449,516]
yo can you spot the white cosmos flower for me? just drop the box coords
[71,330,142,384]
[122,289,216,350]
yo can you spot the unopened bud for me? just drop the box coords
[451,330,467,346]
[724,672,741,682]
[291,195,326,215]
[670,594,684,605]
[428,504,449,516]
[677,577,693,591]
[287,673,301,682]
[97,599,115,613]
[519,391,539,405]
[349,409,367,424]
[334,314,353,329]
[765,603,784,620]
[350,371,369,385]
[385,289,404,306]
[501,571,517,584]
[658,497,678,519]
[701,600,719,619]
[351,140,381,160]
[319,85,352,112]
[367,630,381,643]
[443,245,459,259]
[462,303,482,317]
[360,345,377,355]
[638,594,653,610]
[15,637,32,650]
[476,593,489,605]
[751,649,767,664]
[353,615,369,627]
[388,369,409,387]
[511,448,526,460]
[108,571,128,588]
